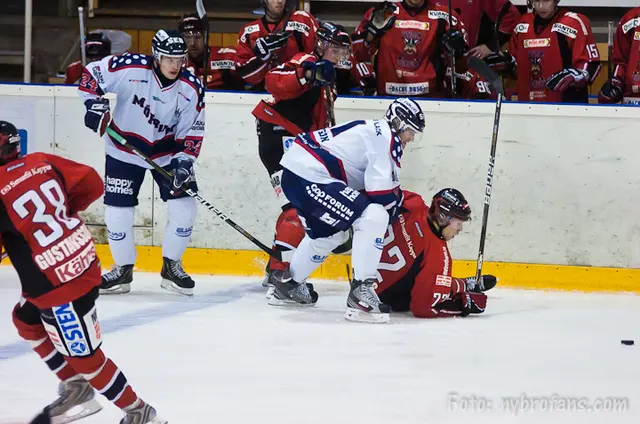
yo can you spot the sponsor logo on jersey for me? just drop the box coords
[339,186,360,202]
[54,243,97,284]
[176,227,192,237]
[552,23,577,39]
[307,184,354,218]
[91,65,105,85]
[442,245,450,275]
[190,120,205,132]
[282,136,295,152]
[398,214,416,259]
[285,21,310,36]
[6,162,24,172]
[514,23,529,34]
[634,31,640,41]
[240,24,260,42]
[375,237,384,250]
[1,164,52,195]
[414,222,423,238]
[131,95,177,134]
[210,59,235,70]
[428,10,457,25]
[316,128,331,143]
[105,176,134,195]
[35,225,94,271]
[435,275,452,287]
[385,82,429,95]
[128,79,149,83]
[622,17,640,34]
[524,38,551,48]
[395,20,429,31]
[178,92,191,102]
[53,303,89,356]
[107,230,126,241]
[311,254,327,263]
[152,95,167,104]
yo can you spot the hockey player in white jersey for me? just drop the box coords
[269,98,426,323]
[79,29,205,296]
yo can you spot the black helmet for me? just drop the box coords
[429,188,471,229]
[151,29,188,62]
[0,121,20,166]
[85,32,111,60]
[384,97,426,137]
[178,13,204,36]
[316,21,352,49]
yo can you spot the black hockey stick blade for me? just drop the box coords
[468,56,504,95]
[104,126,281,261]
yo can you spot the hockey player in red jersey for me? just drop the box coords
[598,7,640,104]
[0,122,165,424]
[235,0,318,90]
[179,13,245,90]
[489,0,601,103]
[351,0,491,98]
[376,189,496,318]
[253,21,352,285]
[64,32,112,85]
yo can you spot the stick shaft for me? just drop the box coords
[78,7,86,66]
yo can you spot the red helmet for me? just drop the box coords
[0,121,20,166]
[428,188,471,228]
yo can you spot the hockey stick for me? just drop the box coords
[1,251,6,261]
[78,6,87,66]
[104,127,281,261]
[466,57,503,282]
[447,0,457,98]
[608,21,614,78]
[195,0,209,87]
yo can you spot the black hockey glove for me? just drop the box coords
[170,157,195,190]
[485,51,516,74]
[545,68,590,92]
[84,98,110,136]
[302,60,336,85]
[462,275,497,293]
[598,78,624,104]
[364,1,397,38]
[441,30,468,59]
[253,31,292,62]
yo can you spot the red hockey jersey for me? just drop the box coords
[236,11,318,88]
[375,191,467,318]
[65,61,83,85]
[452,0,520,48]
[0,153,103,309]
[353,1,468,97]
[611,7,640,102]
[252,52,334,136]
[186,46,245,91]
[508,10,601,103]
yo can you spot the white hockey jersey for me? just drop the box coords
[280,119,403,211]
[78,53,205,168]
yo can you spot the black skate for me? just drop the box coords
[267,269,318,306]
[120,401,167,424]
[345,278,390,324]
[29,377,102,424]
[160,257,194,296]
[464,275,497,293]
[100,265,134,295]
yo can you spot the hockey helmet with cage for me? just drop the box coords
[85,32,111,61]
[151,29,188,63]
[316,21,352,61]
[0,121,21,166]
[384,98,426,142]
[428,188,471,234]
[178,13,204,37]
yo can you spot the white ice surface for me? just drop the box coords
[0,266,639,424]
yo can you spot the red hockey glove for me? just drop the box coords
[458,292,487,317]
[545,68,590,92]
[598,78,624,104]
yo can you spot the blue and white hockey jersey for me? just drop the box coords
[280,119,403,212]
[78,53,205,168]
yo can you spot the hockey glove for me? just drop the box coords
[458,292,487,317]
[598,78,624,104]
[84,98,110,136]
[253,31,292,62]
[364,1,397,38]
[302,60,336,86]
[170,157,195,190]
[354,61,377,95]
[461,274,497,293]
[485,51,516,74]
[441,30,468,59]
[545,68,590,92]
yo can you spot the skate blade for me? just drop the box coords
[160,279,194,296]
[98,283,131,295]
[344,307,390,324]
[267,295,316,307]
[52,399,102,424]
[261,276,272,288]
[265,285,275,299]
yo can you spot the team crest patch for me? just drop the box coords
[635,31,640,40]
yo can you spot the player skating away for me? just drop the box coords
[351,0,492,99]
[179,13,245,90]
[253,22,352,286]
[236,0,318,90]
[488,0,601,103]
[375,189,497,318]
[0,122,166,424]
[78,29,205,296]
[598,7,640,104]
[65,32,112,85]
[269,98,426,324]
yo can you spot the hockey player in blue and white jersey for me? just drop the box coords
[269,97,426,323]
[78,29,205,296]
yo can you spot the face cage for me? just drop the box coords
[392,117,424,144]
[436,211,471,231]
[318,39,351,62]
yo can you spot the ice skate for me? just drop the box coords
[29,377,102,424]
[120,402,167,424]
[345,278,390,324]
[160,257,194,296]
[267,269,318,306]
[100,264,134,294]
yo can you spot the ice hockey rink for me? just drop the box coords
[0,266,638,424]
